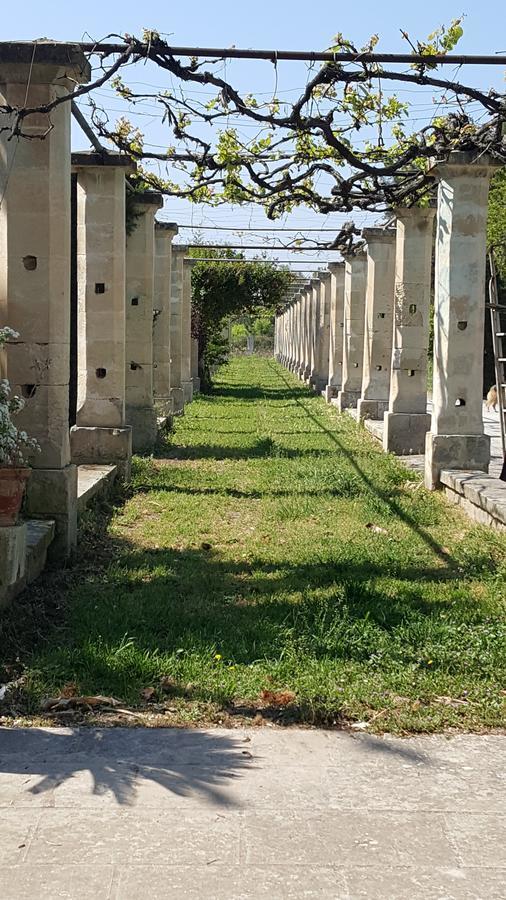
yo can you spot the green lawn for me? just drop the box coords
[1,355,506,732]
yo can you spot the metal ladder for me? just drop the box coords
[487,248,506,460]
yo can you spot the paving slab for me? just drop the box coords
[0,727,504,899]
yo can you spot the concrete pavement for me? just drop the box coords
[0,727,504,898]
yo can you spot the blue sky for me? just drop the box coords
[3,1,504,268]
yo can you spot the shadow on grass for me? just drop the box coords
[208,384,305,401]
[25,540,497,691]
[164,439,334,461]
[268,362,454,564]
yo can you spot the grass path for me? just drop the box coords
[1,356,506,732]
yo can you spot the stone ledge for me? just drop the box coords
[26,520,56,582]
[363,418,384,441]
[0,519,55,609]
[440,469,506,530]
[77,465,118,515]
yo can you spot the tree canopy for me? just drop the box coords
[2,22,505,253]
[189,249,293,387]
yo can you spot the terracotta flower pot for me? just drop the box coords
[0,467,31,526]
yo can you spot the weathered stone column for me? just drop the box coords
[383,207,435,455]
[313,272,331,393]
[0,42,90,557]
[300,288,311,379]
[286,303,293,368]
[191,338,200,392]
[425,152,499,489]
[290,300,298,369]
[153,222,178,417]
[181,258,195,404]
[293,295,302,370]
[325,262,345,402]
[125,191,163,451]
[169,245,187,414]
[294,294,304,376]
[357,228,396,421]
[70,152,133,480]
[336,252,368,411]
[308,279,321,385]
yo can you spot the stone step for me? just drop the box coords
[440,469,506,531]
[77,465,118,515]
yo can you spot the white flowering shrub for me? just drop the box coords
[0,327,40,466]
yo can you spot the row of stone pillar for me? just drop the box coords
[0,44,197,559]
[275,151,498,492]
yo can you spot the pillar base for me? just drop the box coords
[192,376,201,394]
[182,380,194,404]
[25,465,78,560]
[70,426,133,481]
[125,406,158,453]
[357,398,389,421]
[382,412,431,456]
[335,389,360,412]
[310,375,326,393]
[425,432,490,491]
[154,397,174,418]
[169,388,185,415]
[0,524,27,607]
[324,384,340,403]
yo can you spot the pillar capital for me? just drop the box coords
[317,270,332,283]
[363,227,396,245]
[393,205,436,223]
[342,250,367,264]
[71,151,135,173]
[428,150,502,179]
[155,221,178,238]
[131,191,164,211]
[328,261,345,273]
[0,40,90,84]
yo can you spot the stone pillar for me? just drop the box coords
[153,222,178,417]
[283,307,288,365]
[383,207,435,455]
[70,152,133,480]
[191,338,200,392]
[286,303,293,368]
[0,42,90,558]
[283,304,290,366]
[325,262,345,402]
[336,253,368,411]
[125,191,163,451]
[313,272,331,393]
[425,152,499,489]
[289,301,297,369]
[169,245,187,414]
[308,279,321,385]
[299,289,309,379]
[290,298,298,370]
[357,229,396,421]
[294,294,304,375]
[181,258,195,404]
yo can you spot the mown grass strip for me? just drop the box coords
[1,356,505,732]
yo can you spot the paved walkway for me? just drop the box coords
[0,726,504,898]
